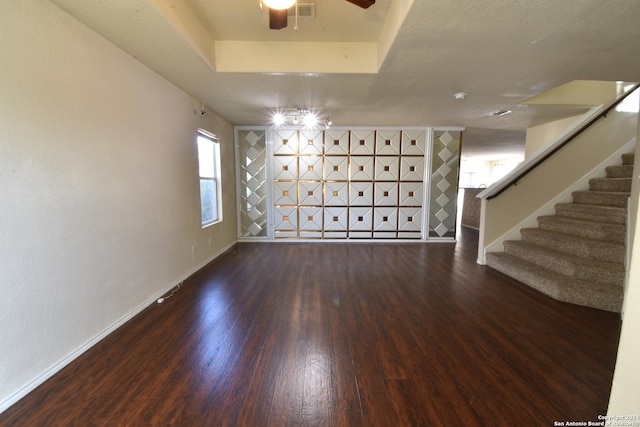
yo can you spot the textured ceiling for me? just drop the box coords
[49,0,640,159]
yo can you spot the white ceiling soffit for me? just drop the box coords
[51,0,412,74]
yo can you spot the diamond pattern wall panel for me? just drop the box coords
[237,129,268,237]
[237,127,457,240]
[429,130,461,238]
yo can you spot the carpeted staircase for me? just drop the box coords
[486,153,634,312]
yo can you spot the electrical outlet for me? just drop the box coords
[208,237,212,246]
[192,244,197,255]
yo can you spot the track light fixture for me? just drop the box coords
[271,109,330,129]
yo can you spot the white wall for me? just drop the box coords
[0,1,236,411]
[607,106,640,415]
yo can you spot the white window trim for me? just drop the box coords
[198,130,222,228]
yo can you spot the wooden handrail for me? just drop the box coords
[486,83,640,200]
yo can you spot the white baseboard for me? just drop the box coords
[0,240,237,415]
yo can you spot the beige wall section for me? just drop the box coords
[480,108,638,256]
[607,109,640,415]
[525,114,584,158]
[0,0,236,411]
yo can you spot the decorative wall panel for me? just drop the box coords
[237,129,268,238]
[237,126,461,241]
[428,130,462,238]
[268,128,435,239]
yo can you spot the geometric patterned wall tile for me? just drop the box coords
[349,207,373,231]
[324,207,348,231]
[350,130,375,155]
[350,182,374,206]
[350,156,374,181]
[238,126,460,241]
[400,156,424,181]
[398,207,422,231]
[299,207,323,230]
[299,181,323,206]
[325,182,348,206]
[325,156,349,181]
[299,130,324,155]
[237,129,268,237]
[374,156,399,181]
[273,156,298,180]
[374,182,398,206]
[429,130,461,238]
[373,207,398,231]
[274,181,297,206]
[273,129,299,155]
[274,206,298,231]
[324,130,350,155]
[399,182,423,206]
[299,156,323,180]
[375,130,401,155]
[401,130,427,155]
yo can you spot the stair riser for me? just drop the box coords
[486,253,622,312]
[555,204,626,224]
[521,229,625,263]
[606,165,633,178]
[537,220,625,243]
[503,241,624,286]
[572,191,629,207]
[622,153,635,165]
[589,178,632,192]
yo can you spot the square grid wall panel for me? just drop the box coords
[270,128,435,240]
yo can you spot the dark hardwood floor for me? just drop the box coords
[0,228,622,426]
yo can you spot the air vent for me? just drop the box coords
[288,3,315,18]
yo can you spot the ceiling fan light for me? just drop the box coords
[263,0,296,10]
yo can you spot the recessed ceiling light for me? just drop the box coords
[454,92,467,100]
[491,110,512,116]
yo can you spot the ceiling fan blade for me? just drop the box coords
[269,8,288,29]
[345,0,375,9]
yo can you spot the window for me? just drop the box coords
[197,131,222,227]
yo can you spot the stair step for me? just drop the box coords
[537,215,625,242]
[606,164,633,178]
[486,252,623,312]
[622,153,635,165]
[589,177,632,192]
[572,190,630,207]
[520,228,625,263]
[555,203,627,225]
[503,240,624,286]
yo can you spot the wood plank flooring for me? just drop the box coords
[0,228,622,426]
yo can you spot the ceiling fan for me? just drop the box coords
[262,0,375,30]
